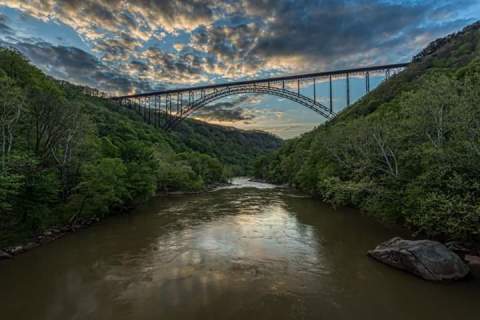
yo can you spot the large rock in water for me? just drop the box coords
[368,237,470,281]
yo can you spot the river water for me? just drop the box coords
[0,178,478,319]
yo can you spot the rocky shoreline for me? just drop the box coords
[0,216,100,261]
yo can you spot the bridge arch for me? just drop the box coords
[111,63,408,130]
[165,85,335,129]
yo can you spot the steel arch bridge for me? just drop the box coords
[111,63,408,130]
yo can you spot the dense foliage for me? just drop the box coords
[173,120,281,176]
[0,48,281,246]
[255,22,480,242]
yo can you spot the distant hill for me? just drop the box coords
[173,119,282,175]
[255,21,480,242]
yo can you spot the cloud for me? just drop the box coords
[0,13,12,35]
[0,0,221,42]
[0,0,477,92]
[190,0,478,73]
[10,41,155,94]
[128,0,221,33]
[139,47,208,83]
[191,22,263,77]
[1,0,477,138]
[195,106,254,122]
[193,95,257,122]
[94,32,143,62]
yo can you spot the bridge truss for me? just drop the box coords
[111,63,408,130]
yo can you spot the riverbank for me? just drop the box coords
[0,216,101,260]
[3,178,480,271]
[0,181,234,261]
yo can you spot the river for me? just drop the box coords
[0,178,478,319]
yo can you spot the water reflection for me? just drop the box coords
[103,187,328,319]
[0,179,479,320]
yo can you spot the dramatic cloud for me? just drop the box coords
[139,47,208,83]
[191,22,263,77]
[194,96,257,122]
[0,0,477,136]
[191,0,477,73]
[11,41,155,94]
[1,0,477,90]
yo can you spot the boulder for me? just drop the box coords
[368,237,470,281]
[445,241,471,257]
[465,255,480,268]
[0,250,12,260]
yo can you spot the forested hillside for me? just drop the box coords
[0,48,281,246]
[255,22,480,242]
[172,120,281,176]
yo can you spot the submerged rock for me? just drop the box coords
[0,250,12,260]
[368,237,470,281]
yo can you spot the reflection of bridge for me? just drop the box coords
[111,63,408,130]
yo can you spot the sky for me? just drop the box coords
[0,1,478,138]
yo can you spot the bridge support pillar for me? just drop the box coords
[366,72,370,93]
[346,73,350,107]
[329,75,333,113]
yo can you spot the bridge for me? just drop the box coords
[111,63,408,130]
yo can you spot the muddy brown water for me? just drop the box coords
[0,178,478,320]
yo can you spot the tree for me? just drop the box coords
[0,72,23,174]
[72,158,128,219]
[27,82,69,160]
[50,100,90,199]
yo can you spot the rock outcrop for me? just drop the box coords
[368,237,470,281]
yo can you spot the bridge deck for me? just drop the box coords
[113,63,409,99]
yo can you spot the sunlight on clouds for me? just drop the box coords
[0,0,477,137]
[2,0,474,88]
